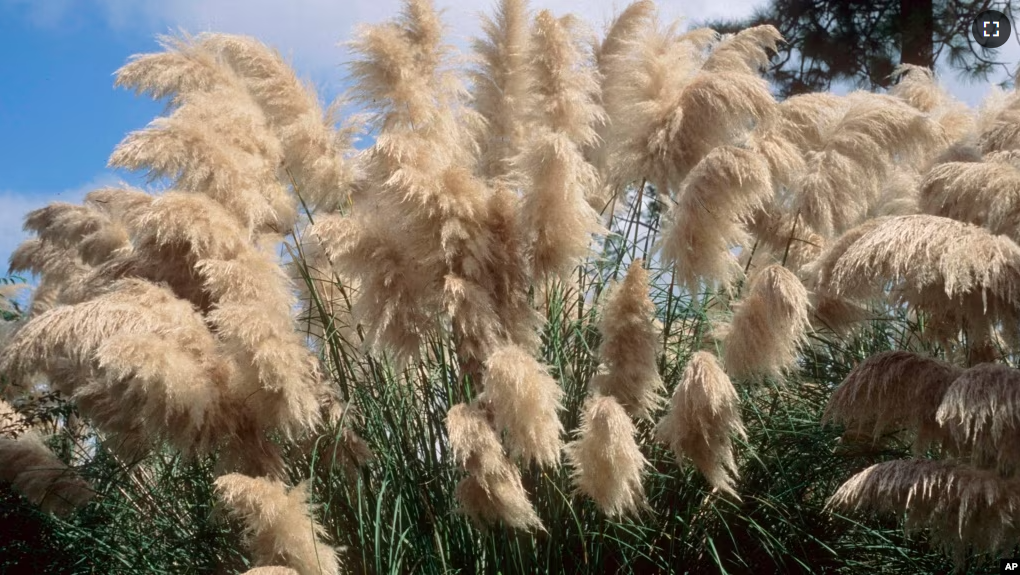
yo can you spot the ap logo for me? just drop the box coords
[1002,559,1020,573]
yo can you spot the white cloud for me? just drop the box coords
[0,173,122,275]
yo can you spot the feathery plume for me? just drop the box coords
[920,154,1020,242]
[936,363,1020,473]
[197,34,358,211]
[9,237,91,316]
[720,264,810,380]
[115,33,228,102]
[889,65,973,142]
[589,0,657,194]
[480,344,564,468]
[240,568,300,575]
[656,351,746,497]
[660,145,772,290]
[978,82,1020,154]
[774,92,845,152]
[810,215,1020,355]
[701,25,783,76]
[667,30,778,180]
[0,428,94,516]
[792,93,947,237]
[315,0,497,364]
[827,459,1020,560]
[482,185,543,353]
[118,32,357,213]
[601,19,706,194]
[823,351,963,451]
[110,76,295,235]
[565,394,648,517]
[519,10,604,279]
[445,403,543,530]
[591,260,663,418]
[0,280,235,455]
[594,1,656,72]
[470,0,534,182]
[214,474,339,575]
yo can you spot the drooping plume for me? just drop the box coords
[935,362,1020,474]
[720,264,810,380]
[214,474,339,575]
[660,146,772,291]
[589,0,657,194]
[601,18,707,195]
[564,394,648,517]
[0,400,94,516]
[810,215,1020,358]
[791,93,947,237]
[656,351,746,497]
[445,403,543,530]
[826,459,1020,560]
[667,27,779,182]
[823,350,963,452]
[920,152,1020,243]
[889,65,973,143]
[480,344,564,468]
[591,260,663,418]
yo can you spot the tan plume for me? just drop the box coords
[656,351,745,497]
[214,474,339,575]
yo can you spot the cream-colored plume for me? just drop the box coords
[656,351,746,497]
[214,474,339,575]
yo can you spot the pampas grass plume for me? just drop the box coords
[591,259,663,418]
[480,345,564,468]
[721,264,810,380]
[0,402,94,516]
[445,403,543,530]
[936,362,1020,473]
[656,351,745,497]
[823,350,963,451]
[565,394,648,517]
[241,568,301,575]
[214,473,339,575]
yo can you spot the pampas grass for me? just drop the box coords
[445,402,543,530]
[0,400,94,516]
[936,362,1020,473]
[214,474,339,575]
[823,350,963,451]
[656,351,746,497]
[471,0,534,183]
[565,394,647,517]
[661,146,773,291]
[241,568,301,575]
[480,344,564,468]
[721,264,810,380]
[518,10,604,280]
[827,459,1020,560]
[6,1,1020,572]
[810,214,1020,357]
[591,260,663,418]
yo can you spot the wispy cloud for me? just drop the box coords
[0,173,123,273]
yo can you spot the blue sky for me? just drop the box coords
[1,0,1018,272]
